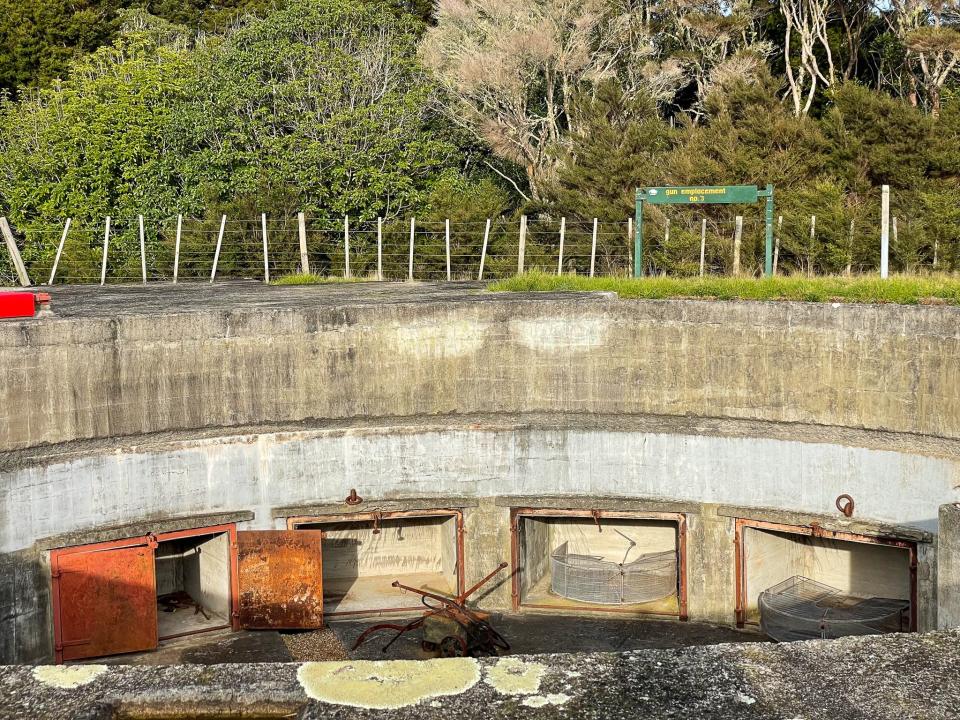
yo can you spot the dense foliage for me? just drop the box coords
[0,0,958,281]
[0,0,278,95]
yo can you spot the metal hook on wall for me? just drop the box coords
[836,494,855,518]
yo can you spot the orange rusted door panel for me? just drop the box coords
[237,530,324,629]
[53,542,158,662]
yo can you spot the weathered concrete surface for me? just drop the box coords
[3,419,954,662]
[0,551,50,666]
[3,285,957,665]
[2,284,959,451]
[2,631,959,719]
[4,418,954,556]
[2,417,951,662]
[939,503,960,629]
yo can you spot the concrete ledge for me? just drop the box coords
[715,504,935,543]
[34,511,255,551]
[3,631,959,719]
[273,497,479,519]
[494,495,701,515]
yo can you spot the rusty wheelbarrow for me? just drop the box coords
[352,562,510,658]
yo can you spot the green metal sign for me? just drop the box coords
[635,184,774,278]
[645,185,759,205]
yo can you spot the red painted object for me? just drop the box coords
[51,538,158,663]
[0,291,36,318]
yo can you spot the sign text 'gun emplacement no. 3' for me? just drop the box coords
[634,184,774,276]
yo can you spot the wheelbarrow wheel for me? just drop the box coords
[439,636,466,657]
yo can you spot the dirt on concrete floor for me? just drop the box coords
[332,613,767,661]
[84,614,767,665]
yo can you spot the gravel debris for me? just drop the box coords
[282,629,350,662]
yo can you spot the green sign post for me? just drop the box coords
[634,184,774,277]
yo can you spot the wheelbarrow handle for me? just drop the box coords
[458,562,508,603]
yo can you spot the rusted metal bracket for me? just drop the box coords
[592,509,602,532]
[371,512,382,535]
[345,489,362,506]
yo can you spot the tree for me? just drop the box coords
[659,0,771,117]
[420,0,678,201]
[0,0,278,96]
[0,0,487,280]
[905,23,960,116]
[780,0,836,115]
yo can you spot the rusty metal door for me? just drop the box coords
[237,530,325,629]
[52,541,158,662]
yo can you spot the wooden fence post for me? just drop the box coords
[377,217,383,281]
[138,215,147,283]
[344,215,350,279]
[478,218,491,280]
[173,214,182,284]
[517,215,526,275]
[210,214,226,283]
[408,217,415,281]
[699,219,706,277]
[298,212,310,275]
[48,217,72,285]
[589,218,598,277]
[0,217,30,286]
[445,219,451,281]
[261,213,270,283]
[774,215,782,275]
[100,217,111,286]
[880,184,890,278]
[846,219,854,277]
[557,217,565,275]
[808,215,817,277]
[732,216,743,276]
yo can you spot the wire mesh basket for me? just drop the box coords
[550,541,677,605]
[759,576,910,642]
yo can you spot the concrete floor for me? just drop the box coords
[335,613,766,660]
[88,614,765,664]
[91,628,293,665]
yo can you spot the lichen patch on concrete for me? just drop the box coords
[297,658,480,709]
[31,665,107,689]
[522,692,571,708]
[484,657,547,695]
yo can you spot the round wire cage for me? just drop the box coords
[550,543,677,605]
[759,576,911,642]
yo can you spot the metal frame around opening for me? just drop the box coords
[286,509,466,617]
[734,518,918,631]
[510,508,688,620]
[50,523,241,662]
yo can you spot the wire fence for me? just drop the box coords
[1,209,955,287]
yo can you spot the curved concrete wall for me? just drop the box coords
[3,418,957,555]
[1,296,959,451]
[2,291,958,662]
